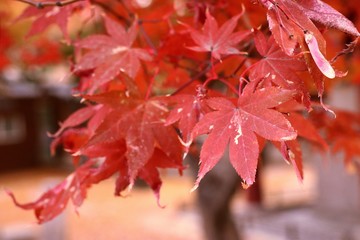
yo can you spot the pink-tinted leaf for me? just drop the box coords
[305,31,335,79]
[187,10,249,59]
[229,127,259,186]
[297,0,360,37]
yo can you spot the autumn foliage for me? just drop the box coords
[3,0,360,223]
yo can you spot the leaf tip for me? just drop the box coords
[46,131,54,138]
[241,180,253,189]
[190,175,203,192]
[280,133,297,141]
[320,96,336,118]
[324,68,336,79]
[190,184,199,193]
[177,135,192,150]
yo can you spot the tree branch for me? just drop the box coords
[14,0,84,9]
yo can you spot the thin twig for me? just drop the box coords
[203,77,239,96]
[117,0,133,20]
[145,67,159,100]
[14,0,84,8]
[138,23,157,55]
[170,63,212,96]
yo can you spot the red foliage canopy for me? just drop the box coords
[4,0,360,223]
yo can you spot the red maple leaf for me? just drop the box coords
[79,93,184,202]
[80,92,183,184]
[186,9,250,60]
[15,0,88,39]
[250,29,310,107]
[6,0,360,226]
[6,160,94,223]
[114,148,183,204]
[8,91,185,222]
[74,15,152,93]
[191,86,297,187]
[7,139,128,223]
[52,127,180,216]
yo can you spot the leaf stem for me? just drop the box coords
[209,56,218,79]
[232,57,247,77]
[145,67,159,100]
[268,0,305,32]
[238,60,261,95]
[138,22,157,55]
[203,77,239,96]
[170,63,212,96]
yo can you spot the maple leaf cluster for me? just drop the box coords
[5,0,360,223]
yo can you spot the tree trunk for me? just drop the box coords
[189,148,242,240]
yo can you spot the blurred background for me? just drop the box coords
[1,0,360,240]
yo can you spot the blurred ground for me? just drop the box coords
[0,169,201,240]
[0,164,317,240]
